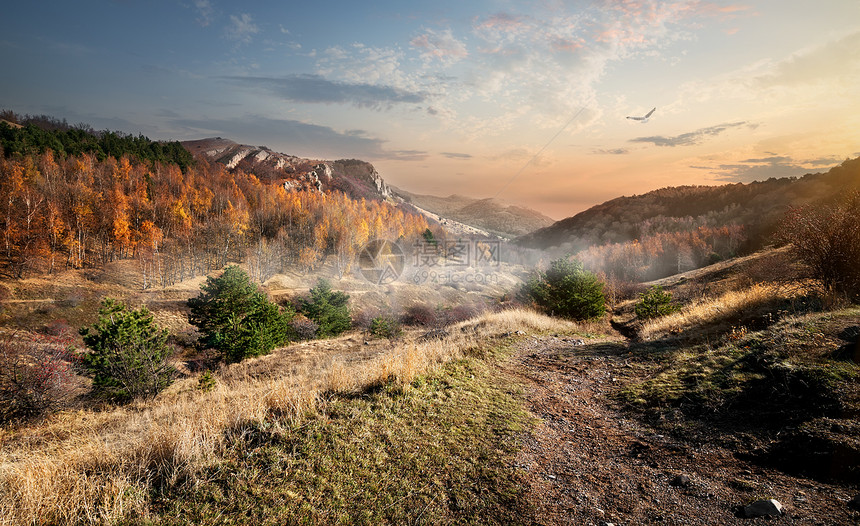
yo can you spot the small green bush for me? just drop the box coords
[634,286,680,320]
[197,370,216,392]
[518,257,606,320]
[188,265,295,362]
[299,279,351,338]
[369,316,402,339]
[79,298,176,401]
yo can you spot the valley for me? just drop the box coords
[1,246,858,524]
[0,114,858,525]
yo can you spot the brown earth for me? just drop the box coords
[505,332,859,525]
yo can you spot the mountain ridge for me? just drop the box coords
[181,137,392,201]
[183,137,553,239]
[394,188,555,238]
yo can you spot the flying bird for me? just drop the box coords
[626,107,656,122]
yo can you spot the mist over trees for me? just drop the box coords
[514,157,860,283]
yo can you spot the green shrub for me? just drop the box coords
[188,265,295,362]
[634,286,680,320]
[518,257,606,320]
[299,279,351,338]
[79,298,176,401]
[197,370,216,392]
[369,316,402,339]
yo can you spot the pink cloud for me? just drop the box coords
[476,13,527,33]
[551,37,585,53]
[410,29,468,62]
[693,3,754,20]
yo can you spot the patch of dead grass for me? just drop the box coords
[0,308,582,525]
[639,283,807,340]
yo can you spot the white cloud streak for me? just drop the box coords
[226,13,259,44]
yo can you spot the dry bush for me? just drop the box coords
[441,303,487,325]
[289,315,319,341]
[0,308,581,525]
[351,306,382,330]
[401,303,438,327]
[0,331,79,423]
[776,192,860,301]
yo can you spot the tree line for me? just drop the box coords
[0,119,194,172]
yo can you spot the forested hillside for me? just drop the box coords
[0,149,427,285]
[518,157,860,251]
[516,157,860,281]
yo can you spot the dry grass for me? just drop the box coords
[639,282,804,340]
[0,308,581,525]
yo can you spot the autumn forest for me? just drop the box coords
[0,123,428,286]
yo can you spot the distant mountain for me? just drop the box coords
[182,138,392,201]
[394,189,555,239]
[182,138,552,238]
[515,156,860,252]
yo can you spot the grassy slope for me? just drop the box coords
[150,358,535,525]
[613,249,860,482]
[0,309,583,525]
[3,249,859,524]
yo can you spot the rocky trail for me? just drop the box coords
[504,331,859,525]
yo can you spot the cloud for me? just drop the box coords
[692,3,754,20]
[226,13,259,44]
[593,148,629,155]
[461,1,711,125]
[441,152,473,160]
[193,0,215,27]
[678,29,860,110]
[474,12,530,41]
[225,74,427,109]
[171,115,426,161]
[696,154,844,183]
[630,121,750,147]
[387,150,428,161]
[755,30,860,88]
[410,29,468,64]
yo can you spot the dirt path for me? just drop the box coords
[504,332,858,525]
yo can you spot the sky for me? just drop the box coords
[2,1,859,219]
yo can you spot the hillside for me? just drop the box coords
[516,156,860,252]
[183,138,393,202]
[395,189,555,239]
[0,144,428,283]
[2,250,858,524]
